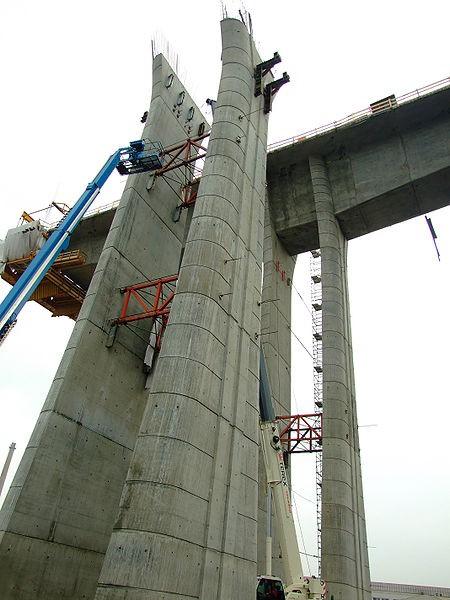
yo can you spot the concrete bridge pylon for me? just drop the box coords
[95,17,278,599]
[0,11,381,600]
[0,51,208,600]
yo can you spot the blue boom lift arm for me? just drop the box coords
[0,139,163,344]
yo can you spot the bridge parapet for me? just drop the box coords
[268,76,450,151]
[267,80,450,255]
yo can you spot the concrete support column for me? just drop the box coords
[309,155,371,600]
[258,201,296,580]
[95,18,271,600]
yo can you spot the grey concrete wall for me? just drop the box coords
[309,155,371,600]
[95,18,272,600]
[258,199,296,580]
[0,54,207,600]
[267,86,450,255]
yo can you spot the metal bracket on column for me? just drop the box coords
[276,413,323,453]
[114,275,178,327]
[254,52,281,97]
[263,72,290,114]
[110,274,178,366]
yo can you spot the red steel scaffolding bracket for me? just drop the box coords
[155,132,210,177]
[113,274,178,351]
[154,133,210,219]
[276,413,322,453]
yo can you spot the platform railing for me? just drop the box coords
[267,76,450,152]
[42,199,120,230]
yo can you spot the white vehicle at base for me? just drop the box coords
[257,422,325,600]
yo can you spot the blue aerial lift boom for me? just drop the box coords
[0,139,163,344]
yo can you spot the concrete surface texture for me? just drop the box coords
[267,85,450,255]
[0,54,207,599]
[258,199,296,581]
[95,18,272,599]
[310,155,371,600]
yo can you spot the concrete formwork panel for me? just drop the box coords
[95,18,274,600]
[0,55,207,599]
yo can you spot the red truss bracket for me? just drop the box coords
[115,274,178,324]
[114,274,178,351]
[155,132,210,176]
[276,413,322,453]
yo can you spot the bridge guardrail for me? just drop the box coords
[267,76,450,152]
[43,199,121,230]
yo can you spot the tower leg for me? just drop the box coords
[95,18,276,600]
[0,55,205,600]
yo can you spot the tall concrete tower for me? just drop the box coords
[0,54,208,600]
[0,11,377,600]
[95,17,278,599]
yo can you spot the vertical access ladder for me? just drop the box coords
[310,248,323,576]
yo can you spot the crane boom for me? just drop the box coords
[0,140,163,343]
[260,420,304,585]
[258,351,324,599]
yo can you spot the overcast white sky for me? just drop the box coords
[0,0,449,589]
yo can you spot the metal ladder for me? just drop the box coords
[310,248,323,576]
